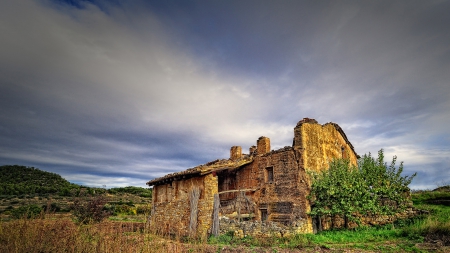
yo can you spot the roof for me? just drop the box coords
[146,155,254,186]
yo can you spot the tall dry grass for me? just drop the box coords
[0,215,219,253]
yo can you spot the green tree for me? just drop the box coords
[359,150,416,213]
[309,149,416,229]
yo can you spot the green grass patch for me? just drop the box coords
[412,190,450,205]
[208,232,311,249]
[309,225,402,244]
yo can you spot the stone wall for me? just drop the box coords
[150,173,217,239]
[296,122,358,174]
[217,147,314,234]
[198,173,218,238]
[256,148,313,233]
[319,207,420,230]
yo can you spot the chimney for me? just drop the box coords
[249,145,257,154]
[257,136,270,155]
[230,146,242,160]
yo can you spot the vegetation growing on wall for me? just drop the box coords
[309,149,416,228]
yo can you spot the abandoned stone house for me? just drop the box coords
[146,118,359,238]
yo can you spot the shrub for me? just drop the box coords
[136,204,152,215]
[309,149,416,229]
[11,204,43,219]
[71,195,111,224]
[112,204,137,215]
[43,202,61,213]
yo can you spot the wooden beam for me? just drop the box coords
[218,188,259,195]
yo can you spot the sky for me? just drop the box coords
[0,0,449,190]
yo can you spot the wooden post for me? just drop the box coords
[189,187,201,236]
[211,193,220,236]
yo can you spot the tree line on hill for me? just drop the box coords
[0,165,152,198]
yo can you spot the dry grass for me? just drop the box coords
[0,215,219,253]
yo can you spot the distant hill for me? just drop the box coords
[0,165,78,195]
[108,186,152,198]
[0,165,152,198]
[433,185,450,192]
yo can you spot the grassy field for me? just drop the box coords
[1,189,449,252]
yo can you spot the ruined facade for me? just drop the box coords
[147,118,359,238]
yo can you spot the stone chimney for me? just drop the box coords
[249,145,257,154]
[257,136,270,155]
[230,146,242,160]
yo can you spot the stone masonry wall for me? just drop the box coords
[151,173,218,239]
[230,146,243,160]
[257,136,270,155]
[197,173,218,238]
[218,161,260,216]
[299,122,358,174]
[319,207,420,230]
[256,148,313,233]
[217,147,315,234]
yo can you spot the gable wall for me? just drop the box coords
[299,123,358,174]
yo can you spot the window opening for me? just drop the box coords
[260,209,268,221]
[265,166,274,183]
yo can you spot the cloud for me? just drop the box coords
[0,0,449,189]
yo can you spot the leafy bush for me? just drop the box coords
[309,149,416,229]
[11,204,43,219]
